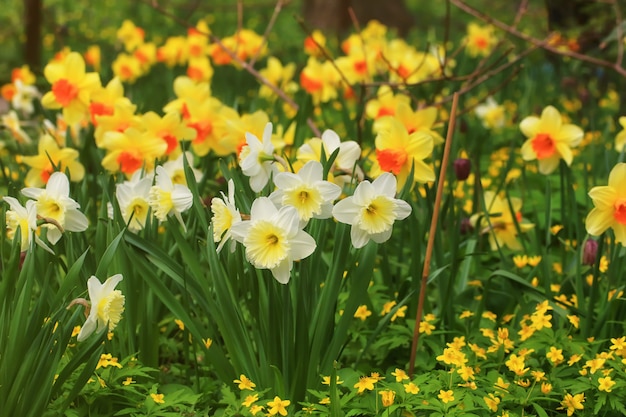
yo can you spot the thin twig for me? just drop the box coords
[408,92,459,377]
[449,0,626,77]
[248,0,285,67]
[512,0,528,28]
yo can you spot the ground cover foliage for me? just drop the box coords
[2,1,626,416]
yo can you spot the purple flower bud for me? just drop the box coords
[582,239,598,266]
[454,158,471,181]
[460,217,473,235]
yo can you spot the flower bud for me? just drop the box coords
[582,239,598,266]
[454,158,471,181]
[460,217,474,235]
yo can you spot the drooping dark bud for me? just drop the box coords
[460,217,473,235]
[454,158,471,181]
[582,239,598,266]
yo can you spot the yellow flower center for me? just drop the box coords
[124,198,149,230]
[149,187,173,221]
[531,133,556,159]
[6,211,30,249]
[244,220,288,269]
[212,201,234,241]
[96,290,125,331]
[283,185,323,221]
[37,194,66,225]
[360,195,396,234]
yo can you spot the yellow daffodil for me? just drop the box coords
[211,179,242,253]
[21,134,85,187]
[41,52,101,125]
[520,106,583,174]
[464,23,497,57]
[585,163,626,245]
[470,191,534,251]
[373,117,435,189]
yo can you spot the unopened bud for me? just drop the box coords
[460,217,474,235]
[582,239,598,266]
[454,158,471,181]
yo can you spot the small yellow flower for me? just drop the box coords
[598,376,616,392]
[404,382,419,394]
[379,390,395,407]
[546,346,564,365]
[203,338,213,349]
[528,255,542,266]
[541,382,553,394]
[150,393,165,404]
[459,310,474,319]
[484,393,500,412]
[558,393,584,416]
[234,374,256,391]
[122,377,135,386]
[391,368,409,382]
[354,305,372,321]
[354,376,375,393]
[513,255,528,268]
[321,375,343,385]
[438,389,455,404]
[267,396,290,416]
[243,394,259,407]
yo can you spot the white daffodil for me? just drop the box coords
[211,178,242,252]
[239,122,278,192]
[474,97,506,130]
[162,151,203,186]
[116,171,154,232]
[75,274,125,342]
[230,197,316,284]
[21,171,88,244]
[269,160,341,225]
[3,196,37,251]
[12,79,41,116]
[296,129,363,185]
[148,165,193,230]
[332,173,412,248]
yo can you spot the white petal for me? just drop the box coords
[76,316,98,342]
[273,171,301,190]
[372,173,398,198]
[46,172,70,197]
[394,199,412,220]
[317,181,342,201]
[250,197,278,220]
[275,205,301,236]
[332,197,359,224]
[321,129,340,152]
[21,187,44,200]
[350,225,370,248]
[47,228,62,245]
[298,160,323,183]
[289,229,316,260]
[271,258,292,284]
[229,221,251,242]
[171,185,193,212]
[371,228,393,244]
[64,209,89,232]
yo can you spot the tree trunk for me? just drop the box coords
[24,0,43,71]
[303,0,414,36]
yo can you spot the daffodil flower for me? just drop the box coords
[585,162,626,245]
[76,274,125,342]
[332,173,412,248]
[239,122,278,192]
[2,196,52,253]
[520,106,583,175]
[230,197,316,284]
[269,160,341,225]
[116,171,153,232]
[211,179,242,253]
[148,165,193,230]
[21,171,89,245]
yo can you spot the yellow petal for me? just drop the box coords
[538,106,562,135]
[585,207,614,236]
[555,124,583,147]
[519,116,540,138]
[589,186,617,209]
[608,163,626,189]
